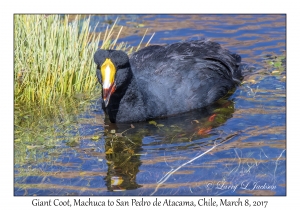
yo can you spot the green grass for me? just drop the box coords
[14,15,134,106]
[15,15,103,107]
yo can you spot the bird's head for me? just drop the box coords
[94,50,131,107]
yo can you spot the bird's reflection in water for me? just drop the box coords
[104,127,142,191]
[102,97,236,191]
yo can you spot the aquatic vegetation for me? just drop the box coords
[15,15,99,106]
[242,53,286,86]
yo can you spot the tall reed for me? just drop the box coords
[14,15,102,107]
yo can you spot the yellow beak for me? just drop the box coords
[101,58,116,107]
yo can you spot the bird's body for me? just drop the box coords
[94,39,242,123]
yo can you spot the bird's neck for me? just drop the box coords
[105,70,146,123]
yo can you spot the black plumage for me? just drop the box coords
[94,39,242,123]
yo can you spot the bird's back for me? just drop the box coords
[129,40,242,118]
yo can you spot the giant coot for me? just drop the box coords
[94,39,242,123]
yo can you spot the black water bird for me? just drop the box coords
[94,39,242,123]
